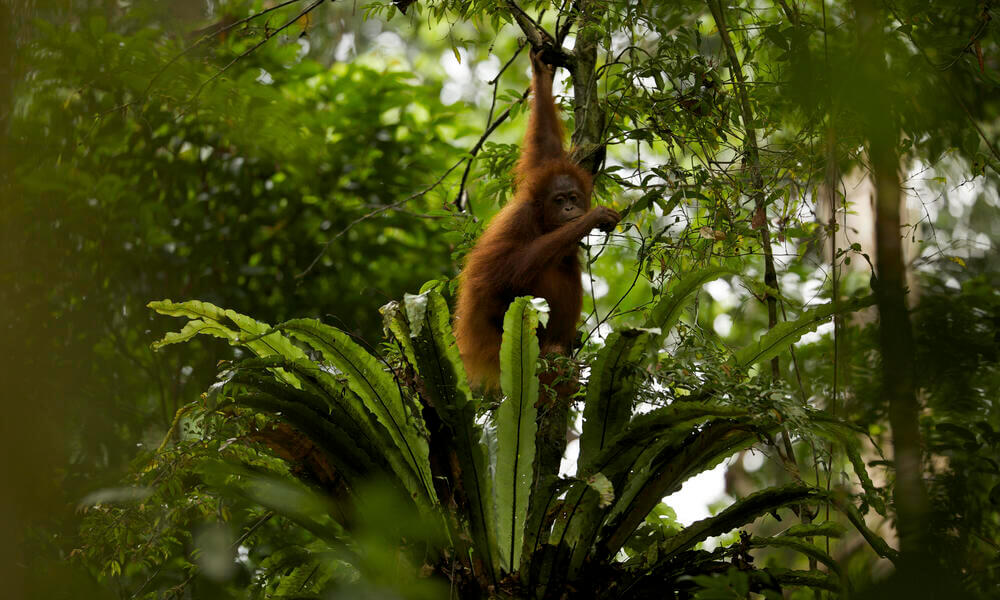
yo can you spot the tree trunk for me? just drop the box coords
[852,0,929,563]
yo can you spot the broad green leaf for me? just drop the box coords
[759,568,840,592]
[734,296,876,369]
[151,318,237,348]
[577,267,735,477]
[274,562,321,597]
[236,390,381,484]
[401,290,476,411]
[197,459,345,544]
[643,266,737,348]
[654,484,822,564]
[748,536,841,575]
[150,301,405,487]
[278,318,437,509]
[495,297,541,572]
[601,421,770,558]
[781,521,847,539]
[150,299,307,360]
[837,499,899,563]
[520,392,572,576]
[402,290,499,580]
[814,421,886,515]
[231,355,391,466]
[578,328,652,469]
[557,403,751,577]
[149,299,306,388]
[581,402,750,476]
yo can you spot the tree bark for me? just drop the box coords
[568,0,606,174]
[852,0,929,561]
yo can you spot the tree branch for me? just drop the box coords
[505,0,575,70]
[142,0,310,101]
[296,158,465,279]
[707,0,780,376]
[567,0,607,174]
[184,0,326,108]
[853,0,929,562]
[453,41,529,211]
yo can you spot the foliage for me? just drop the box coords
[73,284,878,598]
[7,0,1000,598]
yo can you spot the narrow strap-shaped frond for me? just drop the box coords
[577,267,737,472]
[734,296,875,369]
[578,329,651,470]
[229,369,390,476]
[394,290,500,581]
[149,299,307,388]
[643,266,737,349]
[653,484,822,566]
[237,390,383,484]
[748,536,842,575]
[278,318,438,509]
[543,403,752,582]
[495,297,542,573]
[600,421,769,559]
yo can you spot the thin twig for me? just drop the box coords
[453,40,528,211]
[183,0,326,109]
[505,0,554,49]
[142,0,310,100]
[296,158,465,278]
[505,0,575,69]
[135,511,275,599]
[576,227,645,354]
[453,90,530,209]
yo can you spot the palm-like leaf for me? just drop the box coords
[278,318,438,509]
[387,291,500,580]
[734,296,875,369]
[495,297,542,572]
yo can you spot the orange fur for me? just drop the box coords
[454,54,613,389]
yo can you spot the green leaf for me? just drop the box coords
[578,328,652,468]
[601,421,769,558]
[236,390,380,484]
[401,290,499,580]
[495,297,542,572]
[585,402,750,477]
[733,296,876,369]
[274,562,320,597]
[278,318,437,509]
[749,536,841,575]
[401,292,475,412]
[550,403,751,579]
[198,459,345,544]
[655,484,822,564]
[228,359,391,474]
[814,421,886,515]
[149,299,308,387]
[577,267,736,472]
[837,499,899,563]
[151,318,238,348]
[781,521,847,539]
[643,266,737,348]
[758,568,839,592]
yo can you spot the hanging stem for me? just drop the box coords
[708,0,801,466]
[707,0,781,381]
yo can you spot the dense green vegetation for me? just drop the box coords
[3,0,999,598]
